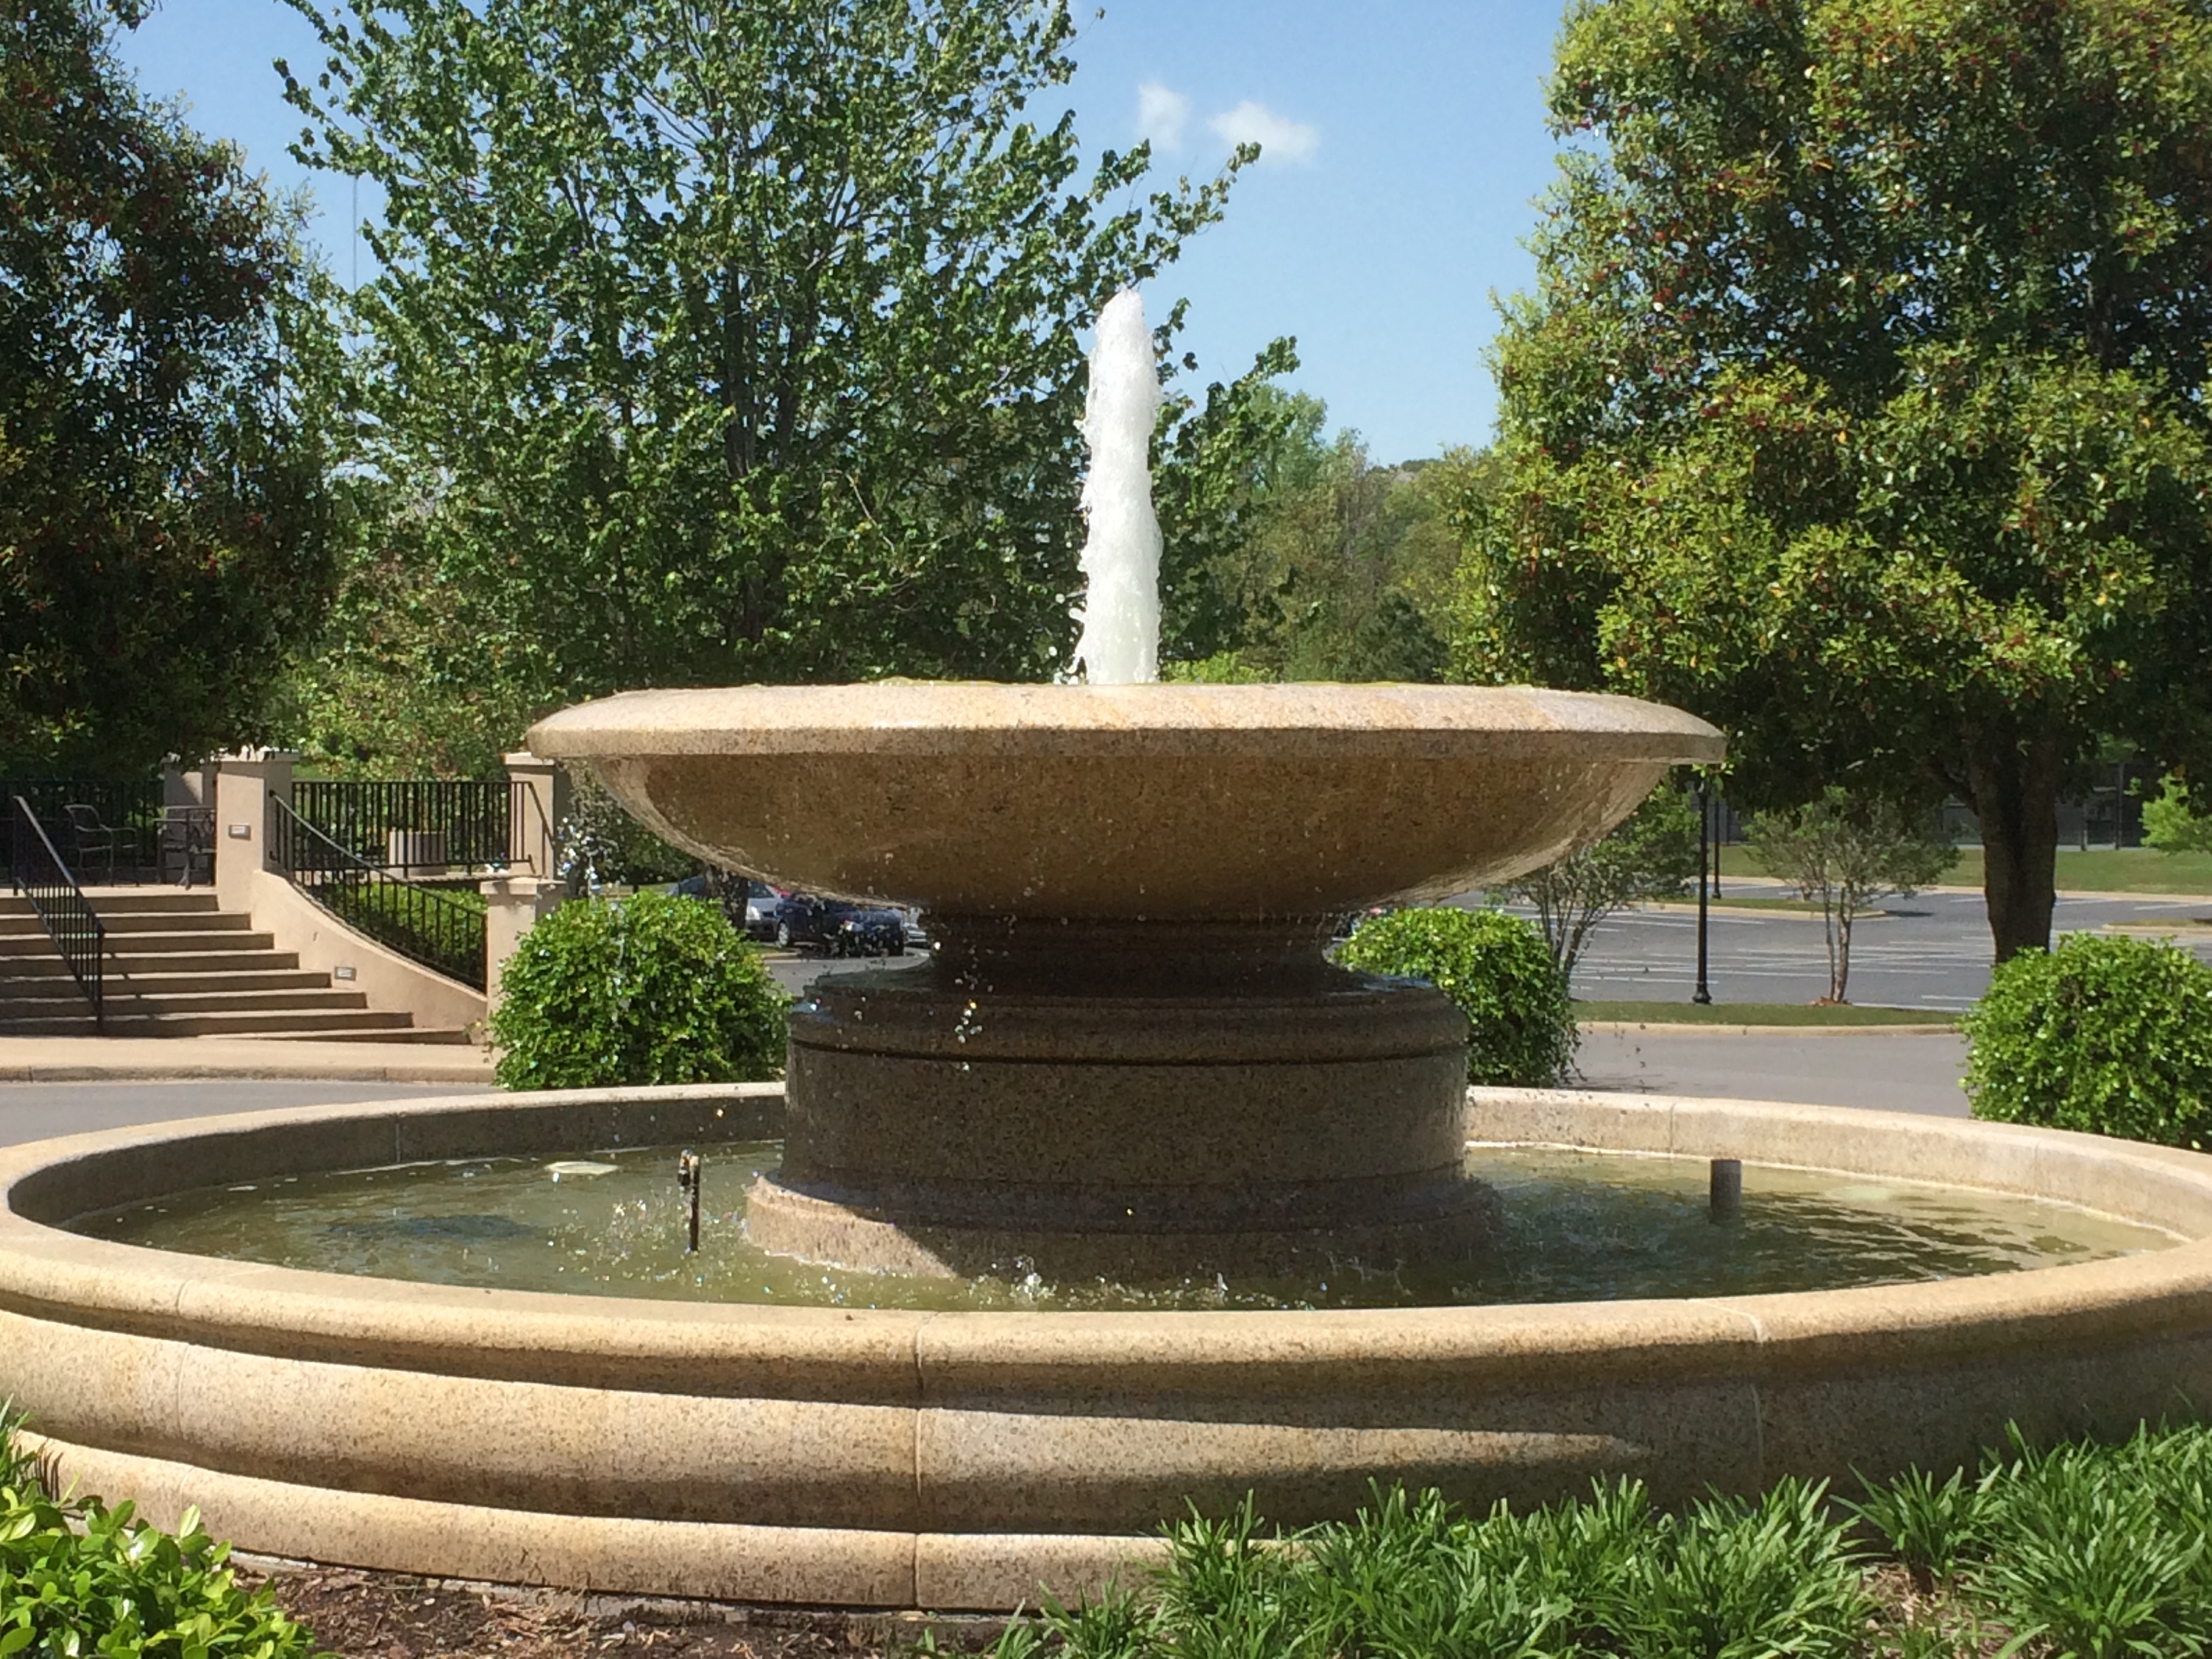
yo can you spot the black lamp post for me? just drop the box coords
[1692,779,1713,1006]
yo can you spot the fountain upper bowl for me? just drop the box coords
[528,682,1723,917]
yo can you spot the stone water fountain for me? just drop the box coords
[5,292,2212,1612]
[529,291,1721,1279]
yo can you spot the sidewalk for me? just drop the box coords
[0,1036,493,1085]
[1575,1028,1971,1117]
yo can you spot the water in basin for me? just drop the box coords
[70,1139,2176,1311]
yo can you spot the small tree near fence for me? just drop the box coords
[1746,789,1956,1004]
[1502,784,1699,984]
[2144,775,2212,856]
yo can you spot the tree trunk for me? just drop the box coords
[1965,732,2062,964]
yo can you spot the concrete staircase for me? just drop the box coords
[0,890,472,1042]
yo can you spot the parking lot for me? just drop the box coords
[1523,880,2212,1012]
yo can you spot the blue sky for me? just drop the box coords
[118,1,1569,463]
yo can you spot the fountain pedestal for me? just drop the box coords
[745,919,1490,1278]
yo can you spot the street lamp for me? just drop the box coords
[1693,777,1713,1006]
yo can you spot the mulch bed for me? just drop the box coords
[245,1558,2015,1657]
[239,1562,1003,1659]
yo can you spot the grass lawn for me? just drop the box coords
[1719,842,2212,896]
[1576,1000,1957,1027]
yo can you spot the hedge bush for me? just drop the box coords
[1338,905,1576,1086]
[1,1410,312,1657]
[489,892,787,1090]
[1963,933,2212,1148]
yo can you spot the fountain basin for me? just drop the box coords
[532,683,1724,1278]
[527,682,1723,915]
[7,1085,2212,1611]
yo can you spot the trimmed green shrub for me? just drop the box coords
[1,1409,313,1656]
[1963,933,2212,1147]
[1338,905,1576,1086]
[489,892,786,1090]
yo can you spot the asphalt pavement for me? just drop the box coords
[1574,1029,1972,1117]
[0,1080,486,1149]
[1534,881,2212,1011]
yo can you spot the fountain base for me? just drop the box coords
[749,920,1492,1278]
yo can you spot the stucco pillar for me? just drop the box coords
[161,760,215,811]
[212,751,296,914]
[502,752,566,879]
[480,874,561,1026]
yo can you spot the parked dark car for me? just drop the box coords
[668,871,787,943]
[772,893,907,956]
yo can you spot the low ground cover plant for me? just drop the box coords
[489,890,787,1089]
[1338,906,1576,1086]
[1,1410,312,1657]
[1963,933,2212,1148]
[983,1421,2212,1659]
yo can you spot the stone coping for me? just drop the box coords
[529,683,1725,760]
[6,1084,2212,1610]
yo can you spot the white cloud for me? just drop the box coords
[1208,100,1319,165]
[1136,82,1191,151]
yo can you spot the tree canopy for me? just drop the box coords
[1159,388,1466,684]
[1,0,335,775]
[1460,0,2212,960]
[276,0,1286,744]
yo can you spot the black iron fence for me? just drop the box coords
[268,798,487,989]
[9,796,104,1025]
[291,779,539,876]
[0,778,164,882]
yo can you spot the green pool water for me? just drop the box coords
[68,1141,2177,1313]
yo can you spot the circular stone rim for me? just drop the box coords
[527,682,1727,761]
[7,1084,2212,1613]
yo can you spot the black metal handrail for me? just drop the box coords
[291,779,527,877]
[268,798,487,989]
[8,796,104,1027]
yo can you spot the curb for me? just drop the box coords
[1577,1021,1959,1038]
[0,1062,496,1084]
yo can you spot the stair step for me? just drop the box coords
[91,948,302,974]
[91,893,221,914]
[0,889,216,913]
[0,1007,420,1038]
[100,968,332,996]
[0,956,75,978]
[253,1025,476,1046]
[91,909,255,934]
[102,930,279,955]
[112,989,368,1016]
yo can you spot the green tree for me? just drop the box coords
[1462,0,2212,963]
[1164,388,1467,682]
[1745,787,1956,1003]
[1,0,336,775]
[274,476,533,779]
[2142,774,2212,857]
[278,0,1282,722]
[1504,780,1698,984]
